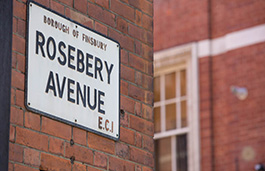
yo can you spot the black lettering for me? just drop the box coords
[58,41,66,65]
[68,45,75,70]
[55,73,66,98]
[67,78,75,103]
[45,71,57,96]
[104,61,114,84]
[86,53,93,77]
[98,90,105,114]
[77,82,86,107]
[46,37,56,60]
[87,86,97,110]
[35,31,46,57]
[95,57,103,82]
[77,49,84,73]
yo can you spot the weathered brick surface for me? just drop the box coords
[10,0,154,170]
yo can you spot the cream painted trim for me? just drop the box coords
[154,44,201,171]
[197,24,265,57]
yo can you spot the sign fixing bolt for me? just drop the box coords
[70,139,74,146]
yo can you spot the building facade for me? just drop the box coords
[6,0,154,170]
[154,0,265,171]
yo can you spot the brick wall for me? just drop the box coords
[154,0,265,171]
[10,0,154,170]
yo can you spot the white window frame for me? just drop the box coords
[154,43,200,171]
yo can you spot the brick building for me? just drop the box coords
[1,0,154,170]
[154,0,265,171]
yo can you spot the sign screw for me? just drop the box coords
[70,156,75,164]
[116,134,119,137]
[70,139,74,146]
[28,103,30,106]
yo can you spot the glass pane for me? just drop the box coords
[154,77,161,102]
[181,101,187,127]
[180,70,186,96]
[154,107,161,133]
[165,72,176,99]
[155,137,172,171]
[166,103,176,130]
[177,134,188,171]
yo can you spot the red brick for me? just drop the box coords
[141,43,153,61]
[109,29,134,52]
[135,132,142,147]
[142,74,153,90]
[86,166,102,171]
[88,3,115,27]
[135,10,142,26]
[73,127,87,146]
[57,0,73,7]
[11,70,24,90]
[12,52,17,69]
[11,88,15,105]
[24,148,40,167]
[14,164,38,171]
[135,71,142,86]
[130,115,153,136]
[16,127,48,151]
[65,8,93,28]
[10,107,23,126]
[130,146,154,167]
[17,19,26,38]
[121,80,128,95]
[40,153,71,170]
[121,96,135,114]
[49,137,65,156]
[142,104,153,121]
[95,0,109,9]
[120,127,134,145]
[109,157,135,171]
[142,13,153,31]
[65,143,93,165]
[143,166,153,171]
[25,112,41,131]
[128,84,153,105]
[9,143,23,162]
[128,0,152,16]
[136,165,142,171]
[10,125,15,142]
[120,111,129,127]
[128,23,145,42]
[115,142,129,159]
[51,0,65,15]
[116,17,128,34]
[135,101,142,117]
[110,0,135,22]
[9,162,14,171]
[16,53,25,73]
[72,163,86,171]
[15,89,24,108]
[41,117,71,140]
[33,0,50,6]
[13,17,17,33]
[94,151,108,169]
[87,132,115,154]
[13,1,26,20]
[129,53,151,74]
[121,65,134,82]
[142,134,154,152]
[12,34,25,55]
[121,49,128,65]
[74,0,87,14]
[95,21,108,35]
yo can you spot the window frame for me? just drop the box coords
[154,43,200,171]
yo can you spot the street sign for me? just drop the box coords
[26,1,120,140]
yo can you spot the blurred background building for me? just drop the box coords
[153,0,265,171]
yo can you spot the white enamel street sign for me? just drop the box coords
[26,1,120,140]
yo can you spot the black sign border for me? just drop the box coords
[25,0,121,141]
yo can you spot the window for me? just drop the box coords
[154,44,200,171]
